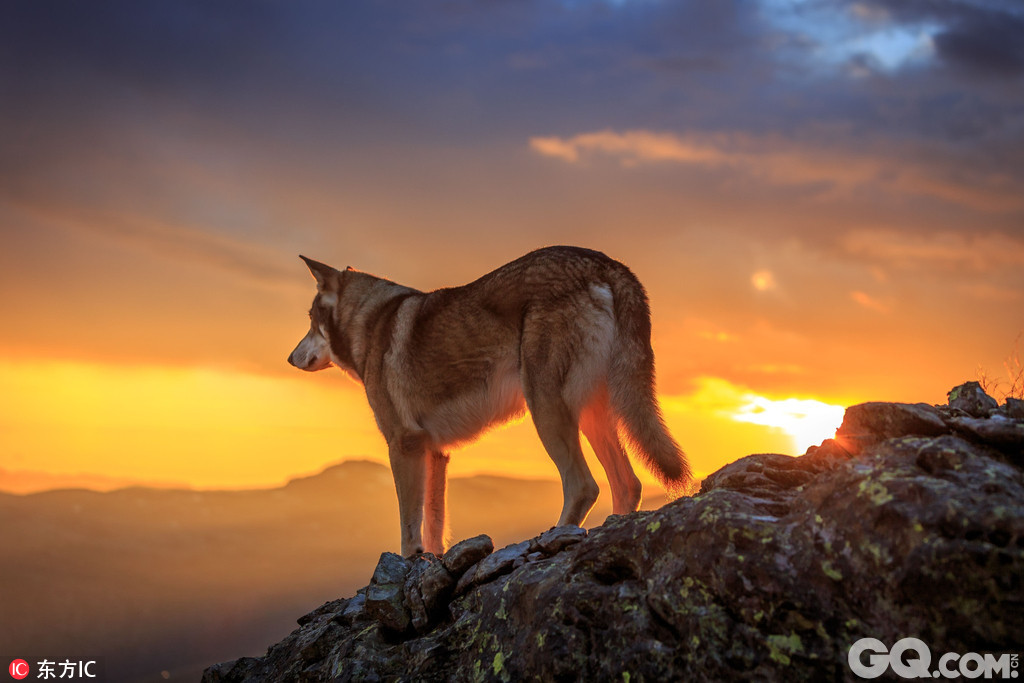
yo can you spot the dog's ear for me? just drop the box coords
[299,255,341,291]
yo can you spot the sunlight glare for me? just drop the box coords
[751,270,776,292]
[732,393,845,454]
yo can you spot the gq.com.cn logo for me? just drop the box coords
[849,638,1020,679]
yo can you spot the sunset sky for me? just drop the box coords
[1,0,1022,492]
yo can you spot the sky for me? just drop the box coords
[1,0,1022,492]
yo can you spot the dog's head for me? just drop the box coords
[288,255,344,373]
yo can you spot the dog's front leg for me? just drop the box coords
[423,450,450,556]
[388,432,427,557]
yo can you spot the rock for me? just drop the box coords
[801,438,855,470]
[453,561,479,596]
[948,381,998,417]
[534,525,587,554]
[835,401,948,453]
[364,552,411,633]
[369,550,411,586]
[202,383,1024,682]
[951,414,1024,453]
[442,534,494,576]
[1001,397,1024,420]
[339,591,366,624]
[700,452,817,493]
[298,619,343,663]
[403,554,438,633]
[202,657,259,683]
[419,560,456,615]
[296,597,348,626]
[468,540,531,586]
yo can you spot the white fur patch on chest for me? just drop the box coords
[383,296,424,429]
[423,360,526,449]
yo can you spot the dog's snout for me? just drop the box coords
[290,331,332,372]
[288,345,306,369]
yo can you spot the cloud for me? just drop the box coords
[529,128,1024,212]
[529,130,727,166]
[850,290,892,313]
[758,0,940,74]
[933,17,1024,77]
[859,0,1024,78]
[841,229,1024,272]
[6,197,298,289]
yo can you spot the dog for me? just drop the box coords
[288,246,690,557]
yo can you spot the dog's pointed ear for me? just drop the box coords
[299,255,341,291]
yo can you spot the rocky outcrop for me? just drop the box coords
[203,383,1024,682]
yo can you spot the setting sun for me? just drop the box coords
[731,393,846,454]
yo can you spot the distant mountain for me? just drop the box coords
[0,459,664,682]
[0,467,189,494]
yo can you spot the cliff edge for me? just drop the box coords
[204,382,1024,681]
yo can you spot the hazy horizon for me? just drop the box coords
[0,458,670,681]
[0,456,630,495]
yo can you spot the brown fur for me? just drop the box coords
[289,246,690,556]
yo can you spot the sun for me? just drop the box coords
[751,270,777,292]
[732,393,846,454]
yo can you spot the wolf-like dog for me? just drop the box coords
[289,246,690,557]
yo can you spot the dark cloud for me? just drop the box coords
[853,0,1024,77]
[933,13,1024,77]
[2,0,1023,263]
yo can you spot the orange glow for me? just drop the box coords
[731,392,846,453]
[751,270,777,292]
[660,377,847,470]
[0,357,852,494]
[0,359,385,489]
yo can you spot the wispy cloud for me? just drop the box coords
[841,229,1024,272]
[6,196,298,289]
[850,290,892,313]
[529,130,727,166]
[529,128,1024,212]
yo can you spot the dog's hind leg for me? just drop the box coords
[523,381,599,527]
[521,311,600,528]
[388,433,427,557]
[423,450,450,556]
[581,387,642,515]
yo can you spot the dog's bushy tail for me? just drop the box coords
[607,268,692,498]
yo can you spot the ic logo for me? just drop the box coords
[8,659,30,680]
